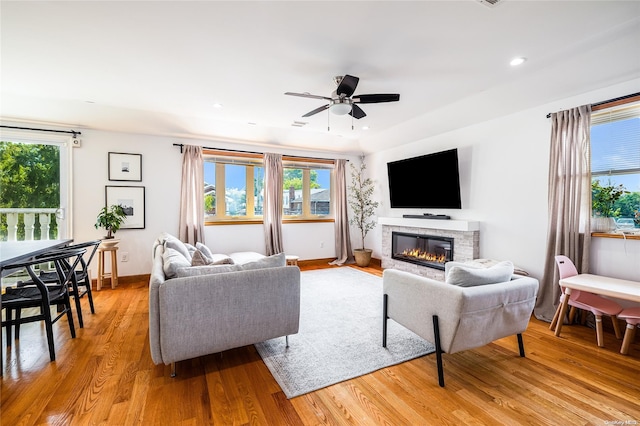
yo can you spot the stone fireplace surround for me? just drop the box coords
[380,217,480,280]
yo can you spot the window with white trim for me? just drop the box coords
[590,98,640,228]
[0,132,71,240]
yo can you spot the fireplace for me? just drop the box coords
[391,231,454,271]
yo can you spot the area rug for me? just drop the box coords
[254,267,435,398]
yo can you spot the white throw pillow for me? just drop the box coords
[229,251,266,265]
[209,254,235,265]
[446,260,514,287]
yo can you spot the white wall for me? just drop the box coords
[72,129,352,276]
[73,131,181,277]
[365,78,640,282]
[205,222,336,260]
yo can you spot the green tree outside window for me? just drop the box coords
[0,141,60,240]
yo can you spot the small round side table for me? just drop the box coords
[97,239,119,290]
[285,255,300,267]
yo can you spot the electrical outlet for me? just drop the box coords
[121,252,129,262]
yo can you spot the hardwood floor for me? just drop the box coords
[2,264,639,425]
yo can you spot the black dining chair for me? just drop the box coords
[1,247,86,362]
[16,240,101,330]
[36,240,101,328]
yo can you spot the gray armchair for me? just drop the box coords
[382,265,539,387]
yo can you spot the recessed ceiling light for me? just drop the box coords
[510,57,527,67]
[362,126,370,130]
[213,103,223,108]
[248,122,257,125]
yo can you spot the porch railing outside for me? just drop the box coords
[0,208,59,241]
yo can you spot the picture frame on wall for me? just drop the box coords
[105,185,145,229]
[108,152,142,181]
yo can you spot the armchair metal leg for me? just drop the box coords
[433,315,445,387]
[382,294,388,348]
[285,335,289,348]
[170,362,176,378]
[517,333,525,357]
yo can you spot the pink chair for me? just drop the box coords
[618,307,640,355]
[550,255,623,347]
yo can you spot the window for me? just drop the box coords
[282,165,332,218]
[591,97,640,228]
[204,154,263,222]
[204,151,334,224]
[0,133,71,241]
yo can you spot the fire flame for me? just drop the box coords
[401,248,447,263]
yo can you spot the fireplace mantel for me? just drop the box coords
[378,217,479,232]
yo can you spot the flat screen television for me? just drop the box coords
[387,148,462,209]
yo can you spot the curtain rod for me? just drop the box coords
[0,125,82,138]
[172,143,345,162]
[545,92,640,118]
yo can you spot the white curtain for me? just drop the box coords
[330,159,354,265]
[178,145,205,245]
[263,152,284,255]
[534,105,592,321]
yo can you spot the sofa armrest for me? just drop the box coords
[383,269,539,354]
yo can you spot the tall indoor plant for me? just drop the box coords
[95,204,127,239]
[591,179,627,232]
[348,155,379,267]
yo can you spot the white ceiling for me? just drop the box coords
[2,1,639,154]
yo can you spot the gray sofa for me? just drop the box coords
[149,233,300,375]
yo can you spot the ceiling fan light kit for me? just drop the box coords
[285,74,400,128]
[330,100,352,115]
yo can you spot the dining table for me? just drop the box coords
[0,239,73,276]
[554,273,640,337]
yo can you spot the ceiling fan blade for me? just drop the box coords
[336,75,359,97]
[353,93,400,103]
[349,104,366,119]
[285,92,332,101]
[302,104,330,117]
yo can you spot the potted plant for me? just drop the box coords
[95,204,127,239]
[591,179,627,232]
[348,155,379,267]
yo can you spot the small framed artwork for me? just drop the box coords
[105,186,145,229]
[108,152,142,181]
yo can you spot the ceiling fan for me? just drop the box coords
[285,74,400,121]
